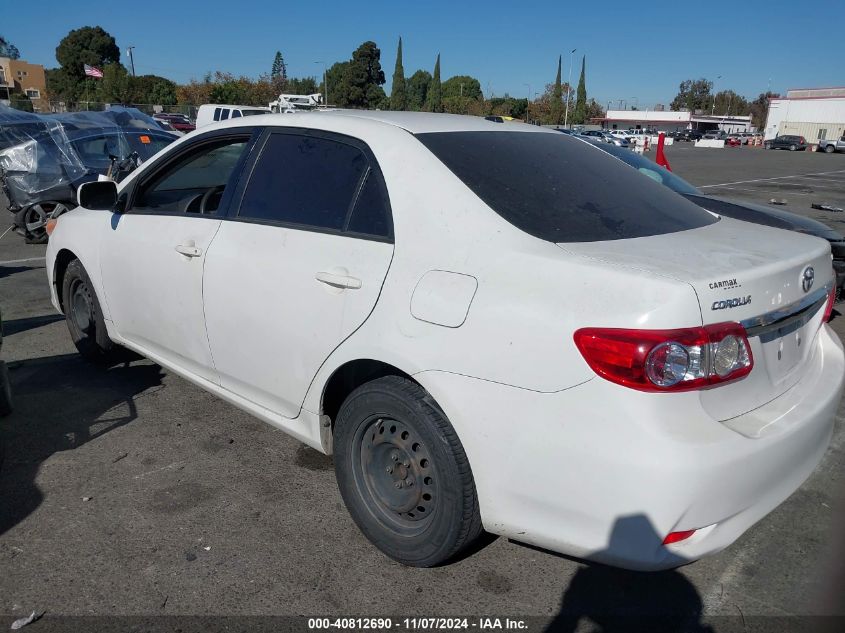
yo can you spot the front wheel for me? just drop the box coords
[790,144,797,151]
[61,259,121,363]
[334,376,483,567]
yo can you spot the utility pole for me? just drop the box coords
[315,61,328,106]
[126,46,136,77]
[563,48,576,127]
[711,75,721,115]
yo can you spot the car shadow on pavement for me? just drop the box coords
[0,353,164,536]
[1,314,65,336]
[0,265,39,280]
[545,515,714,633]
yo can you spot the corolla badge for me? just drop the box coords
[712,296,752,310]
[802,266,814,293]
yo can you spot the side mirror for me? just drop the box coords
[77,180,118,211]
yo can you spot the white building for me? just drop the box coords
[600,109,752,134]
[764,87,845,142]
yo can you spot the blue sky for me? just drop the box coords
[7,0,845,106]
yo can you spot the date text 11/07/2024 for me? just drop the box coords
[307,618,529,630]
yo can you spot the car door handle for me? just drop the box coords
[175,244,202,258]
[315,271,362,290]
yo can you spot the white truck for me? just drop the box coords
[817,135,845,154]
[269,93,323,113]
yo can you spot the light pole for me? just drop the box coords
[563,48,576,127]
[523,83,531,124]
[314,61,327,106]
[711,75,721,115]
[126,46,136,77]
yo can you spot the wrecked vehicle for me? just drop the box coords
[0,106,177,243]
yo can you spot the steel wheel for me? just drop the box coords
[353,415,438,533]
[68,275,95,335]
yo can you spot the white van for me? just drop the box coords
[196,104,272,128]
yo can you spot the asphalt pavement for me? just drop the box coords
[1,147,844,632]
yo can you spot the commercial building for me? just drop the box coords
[764,87,845,142]
[0,57,47,111]
[599,109,752,134]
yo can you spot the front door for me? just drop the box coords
[99,133,253,383]
[203,130,395,417]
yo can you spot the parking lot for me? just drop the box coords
[1,147,844,631]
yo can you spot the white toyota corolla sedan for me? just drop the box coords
[45,111,843,570]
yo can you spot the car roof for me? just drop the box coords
[203,109,550,135]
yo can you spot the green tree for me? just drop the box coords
[442,75,482,100]
[573,56,587,124]
[55,26,120,80]
[331,41,386,108]
[670,78,713,112]
[584,98,605,122]
[0,35,21,59]
[427,54,442,113]
[133,74,177,105]
[551,56,563,125]
[271,51,287,91]
[390,37,406,110]
[711,89,750,117]
[98,63,134,104]
[287,76,319,95]
[406,70,431,111]
[750,91,778,130]
[45,67,82,102]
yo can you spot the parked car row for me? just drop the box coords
[45,111,843,573]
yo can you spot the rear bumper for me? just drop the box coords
[417,325,844,571]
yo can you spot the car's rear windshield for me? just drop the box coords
[415,131,717,243]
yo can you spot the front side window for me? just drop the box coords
[416,131,717,243]
[238,132,391,238]
[132,137,248,215]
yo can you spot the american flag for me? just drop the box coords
[84,64,104,78]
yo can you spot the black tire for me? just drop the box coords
[764,142,772,150]
[334,375,483,567]
[824,145,835,153]
[61,259,120,363]
[0,361,11,417]
[790,144,797,151]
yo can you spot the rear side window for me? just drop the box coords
[416,131,717,242]
[238,132,391,238]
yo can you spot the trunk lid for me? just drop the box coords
[559,217,834,421]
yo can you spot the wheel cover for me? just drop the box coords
[70,278,94,333]
[353,415,438,533]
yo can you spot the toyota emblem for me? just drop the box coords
[802,266,814,293]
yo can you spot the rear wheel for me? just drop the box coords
[61,259,122,363]
[334,376,483,567]
[764,142,772,150]
[825,144,835,154]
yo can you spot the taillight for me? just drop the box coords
[799,137,806,144]
[823,284,836,322]
[573,323,753,392]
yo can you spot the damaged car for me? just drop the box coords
[0,106,177,243]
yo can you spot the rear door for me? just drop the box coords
[202,129,394,417]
